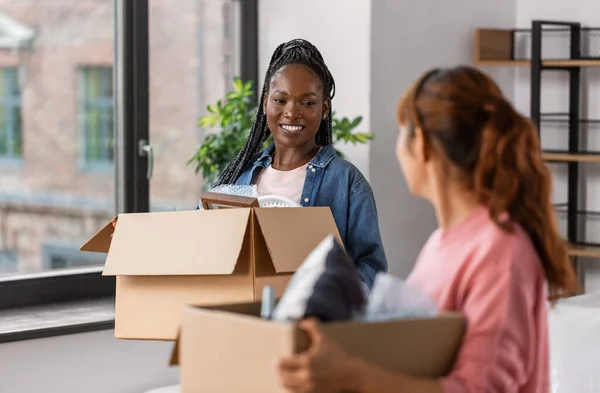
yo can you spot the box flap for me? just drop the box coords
[79,219,116,253]
[170,332,180,366]
[103,209,251,276]
[254,207,341,273]
[200,192,259,209]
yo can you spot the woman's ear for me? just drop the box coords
[413,127,430,163]
[322,98,330,119]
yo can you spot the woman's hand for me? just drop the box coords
[277,319,441,393]
[277,318,360,393]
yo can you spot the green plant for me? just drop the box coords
[188,77,373,190]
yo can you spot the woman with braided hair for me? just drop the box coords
[216,38,387,292]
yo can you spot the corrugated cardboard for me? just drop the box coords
[175,302,466,393]
[80,207,340,341]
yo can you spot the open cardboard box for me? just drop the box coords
[172,302,466,393]
[80,203,340,341]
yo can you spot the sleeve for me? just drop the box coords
[346,179,388,291]
[440,246,537,393]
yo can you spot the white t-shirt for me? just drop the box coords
[256,163,308,205]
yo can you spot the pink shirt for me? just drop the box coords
[256,164,308,205]
[407,205,549,393]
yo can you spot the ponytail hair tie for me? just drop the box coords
[483,103,496,114]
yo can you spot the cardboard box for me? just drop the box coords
[80,207,340,341]
[174,302,466,393]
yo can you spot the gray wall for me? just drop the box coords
[370,0,517,278]
[0,330,178,393]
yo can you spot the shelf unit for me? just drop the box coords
[474,20,600,289]
[474,26,600,67]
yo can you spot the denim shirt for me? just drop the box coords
[236,144,388,291]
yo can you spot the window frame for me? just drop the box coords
[0,0,259,312]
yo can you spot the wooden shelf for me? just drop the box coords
[542,152,600,163]
[475,60,529,67]
[474,28,600,68]
[476,59,600,67]
[568,245,600,258]
[544,59,600,67]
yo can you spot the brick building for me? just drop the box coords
[0,0,236,274]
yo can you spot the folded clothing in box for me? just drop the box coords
[269,234,438,323]
[271,234,366,322]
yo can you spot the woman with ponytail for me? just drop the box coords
[276,66,578,393]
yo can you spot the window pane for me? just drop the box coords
[101,68,113,98]
[0,106,7,155]
[85,68,102,99]
[8,68,19,96]
[101,107,114,161]
[0,68,20,160]
[0,2,115,276]
[149,0,241,211]
[11,105,21,157]
[81,67,114,167]
[85,107,102,161]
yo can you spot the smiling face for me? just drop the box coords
[264,64,330,149]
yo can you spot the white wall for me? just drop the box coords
[258,0,520,278]
[257,0,600,288]
[258,0,372,178]
[515,0,600,292]
[0,330,178,393]
[370,0,517,277]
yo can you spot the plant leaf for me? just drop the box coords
[233,77,243,93]
[349,116,362,129]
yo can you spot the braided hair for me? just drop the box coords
[214,38,336,186]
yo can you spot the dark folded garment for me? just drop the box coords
[271,234,366,322]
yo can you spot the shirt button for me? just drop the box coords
[311,168,316,173]
[304,198,309,203]
[308,165,313,169]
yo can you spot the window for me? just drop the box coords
[42,243,106,270]
[0,250,18,274]
[146,0,257,211]
[0,1,117,307]
[0,0,258,315]
[0,67,22,162]
[79,67,114,169]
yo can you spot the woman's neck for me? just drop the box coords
[272,141,320,171]
[428,178,481,230]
